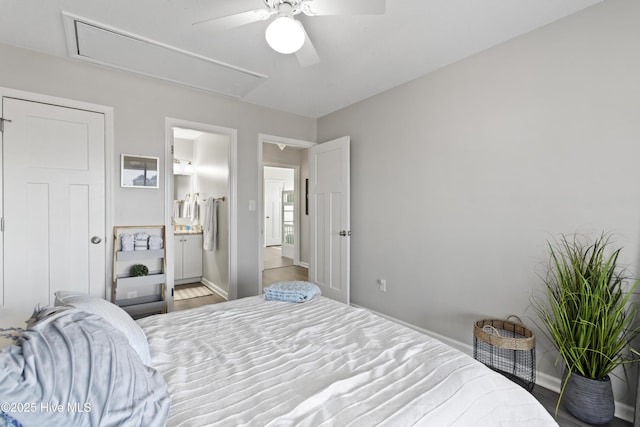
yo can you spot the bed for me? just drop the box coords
[138,295,557,426]
[0,292,558,426]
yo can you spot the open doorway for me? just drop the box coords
[165,118,238,311]
[264,166,294,262]
[259,136,315,291]
[172,127,229,310]
[263,165,302,284]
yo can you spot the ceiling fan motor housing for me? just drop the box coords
[264,0,315,17]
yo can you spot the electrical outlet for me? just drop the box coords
[127,291,138,299]
[377,279,387,292]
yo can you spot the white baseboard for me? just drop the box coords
[298,261,309,268]
[200,278,228,300]
[350,303,635,423]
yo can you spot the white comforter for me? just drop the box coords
[137,296,557,426]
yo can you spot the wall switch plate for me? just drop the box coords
[377,279,387,292]
[249,200,256,211]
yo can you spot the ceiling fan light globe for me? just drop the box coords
[265,16,305,54]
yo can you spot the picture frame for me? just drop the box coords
[121,154,160,189]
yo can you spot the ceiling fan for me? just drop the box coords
[194,0,386,67]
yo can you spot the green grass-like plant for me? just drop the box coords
[533,233,640,413]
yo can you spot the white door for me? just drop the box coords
[264,179,284,246]
[309,136,350,304]
[2,97,105,317]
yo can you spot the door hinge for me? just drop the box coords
[1,217,4,232]
[0,117,12,133]
[171,145,174,155]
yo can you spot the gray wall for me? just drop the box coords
[0,42,316,299]
[318,0,640,408]
[193,133,229,292]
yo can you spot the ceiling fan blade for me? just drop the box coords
[296,28,320,68]
[193,9,272,31]
[301,0,385,16]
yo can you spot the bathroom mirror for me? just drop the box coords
[121,154,159,188]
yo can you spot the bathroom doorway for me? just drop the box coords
[165,118,237,311]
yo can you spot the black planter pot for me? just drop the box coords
[563,372,615,425]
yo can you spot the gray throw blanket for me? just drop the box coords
[0,309,170,427]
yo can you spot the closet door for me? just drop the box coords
[2,97,106,316]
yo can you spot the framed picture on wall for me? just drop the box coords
[121,154,160,188]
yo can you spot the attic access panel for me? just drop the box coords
[62,13,267,98]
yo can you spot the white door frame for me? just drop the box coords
[0,87,114,302]
[258,134,315,293]
[165,118,238,309]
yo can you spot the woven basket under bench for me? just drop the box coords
[473,317,536,392]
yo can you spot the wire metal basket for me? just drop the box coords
[473,316,536,391]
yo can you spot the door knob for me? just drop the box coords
[91,236,102,244]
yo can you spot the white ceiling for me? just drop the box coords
[0,0,602,118]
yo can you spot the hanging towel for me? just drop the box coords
[182,194,191,219]
[190,194,199,222]
[203,198,217,252]
[173,200,183,219]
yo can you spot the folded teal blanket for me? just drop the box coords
[264,281,320,303]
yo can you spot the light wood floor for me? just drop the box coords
[173,283,226,311]
[172,263,309,311]
[263,265,308,287]
[264,246,293,269]
[263,245,308,287]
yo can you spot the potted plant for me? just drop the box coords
[130,264,149,277]
[534,233,640,424]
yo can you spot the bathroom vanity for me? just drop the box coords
[174,231,203,283]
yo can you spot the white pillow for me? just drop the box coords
[54,291,151,365]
